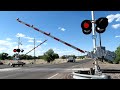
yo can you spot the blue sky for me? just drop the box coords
[0,11,120,56]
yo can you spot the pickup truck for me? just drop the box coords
[9,61,26,67]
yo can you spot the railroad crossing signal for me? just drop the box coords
[21,49,24,52]
[13,49,17,52]
[16,49,20,52]
[13,49,24,52]
[81,17,108,34]
[81,20,92,35]
[95,17,108,33]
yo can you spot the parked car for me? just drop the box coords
[0,61,3,65]
[67,57,75,62]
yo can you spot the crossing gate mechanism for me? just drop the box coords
[16,18,86,53]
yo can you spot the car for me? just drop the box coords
[10,61,26,67]
[67,57,75,62]
[0,61,3,65]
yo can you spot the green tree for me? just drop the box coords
[68,55,76,59]
[114,46,120,64]
[79,56,85,59]
[61,55,67,59]
[7,56,13,60]
[54,53,59,59]
[38,55,44,59]
[43,49,58,63]
[0,53,9,60]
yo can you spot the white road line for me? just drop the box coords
[0,68,21,72]
[47,73,59,79]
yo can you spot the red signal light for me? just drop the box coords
[84,22,90,29]
[81,20,92,35]
[13,49,17,52]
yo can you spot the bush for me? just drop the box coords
[43,49,59,63]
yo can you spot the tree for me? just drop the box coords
[37,55,44,59]
[43,49,59,63]
[114,46,120,64]
[7,56,13,60]
[0,53,9,60]
[68,55,76,59]
[54,53,59,59]
[61,55,67,59]
[79,56,85,59]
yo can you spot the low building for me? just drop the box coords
[86,46,116,61]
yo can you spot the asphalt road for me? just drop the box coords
[0,59,92,79]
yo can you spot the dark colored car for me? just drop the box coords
[0,61,4,65]
[10,61,26,67]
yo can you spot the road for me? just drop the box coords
[0,59,93,79]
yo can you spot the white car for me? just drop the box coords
[67,57,75,62]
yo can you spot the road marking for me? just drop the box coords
[48,73,59,79]
[0,68,21,72]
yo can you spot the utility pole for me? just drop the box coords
[91,11,100,75]
[34,37,36,63]
[17,37,20,60]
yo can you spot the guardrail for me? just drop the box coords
[72,71,111,79]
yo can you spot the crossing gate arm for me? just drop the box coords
[17,18,86,53]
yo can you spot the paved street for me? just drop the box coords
[0,59,92,79]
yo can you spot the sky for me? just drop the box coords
[0,11,120,57]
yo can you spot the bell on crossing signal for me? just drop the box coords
[21,49,24,52]
[16,49,20,52]
[13,49,17,52]
[81,20,92,35]
[95,17,108,33]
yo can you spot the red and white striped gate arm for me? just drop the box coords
[17,18,85,53]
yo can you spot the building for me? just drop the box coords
[104,50,116,61]
[87,46,116,61]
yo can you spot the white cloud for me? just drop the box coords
[36,40,42,43]
[115,35,120,38]
[16,33,34,43]
[106,14,120,23]
[58,27,66,31]
[25,37,34,40]
[16,33,25,37]
[112,24,120,29]
[6,38,12,41]
[61,28,66,31]
[28,40,34,42]
[0,40,17,55]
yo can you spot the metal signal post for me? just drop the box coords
[91,11,101,75]
[91,11,97,53]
